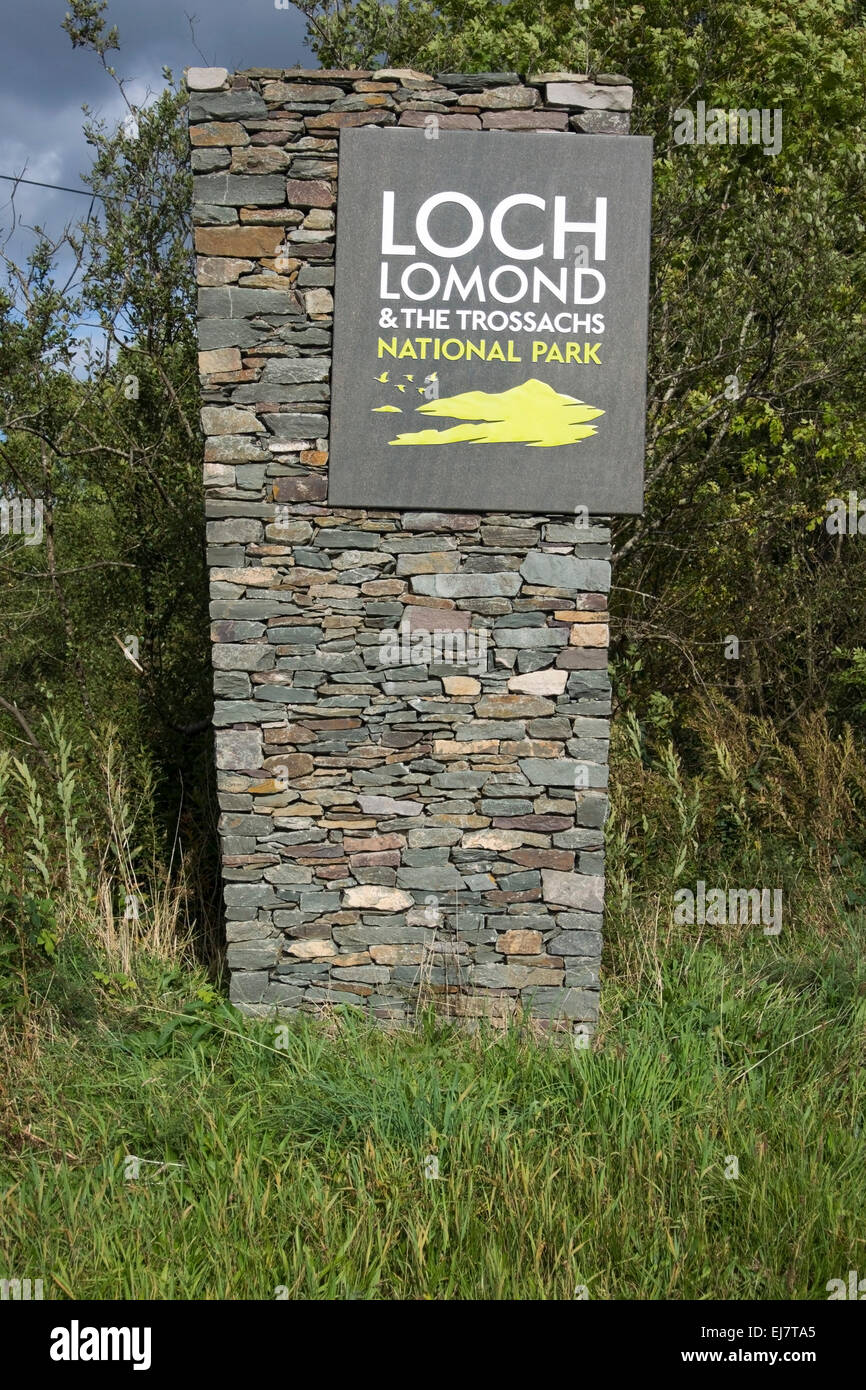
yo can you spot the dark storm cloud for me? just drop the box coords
[0,0,311,241]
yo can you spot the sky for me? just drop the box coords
[0,0,311,256]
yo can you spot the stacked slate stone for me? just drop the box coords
[191,65,631,1034]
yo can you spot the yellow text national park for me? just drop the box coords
[377,337,603,365]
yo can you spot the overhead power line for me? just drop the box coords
[0,173,116,202]
[0,174,164,209]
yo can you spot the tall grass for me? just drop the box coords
[0,931,862,1299]
[0,717,195,1020]
[0,705,863,1299]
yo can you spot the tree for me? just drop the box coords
[0,2,216,932]
[293,0,866,724]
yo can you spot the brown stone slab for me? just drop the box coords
[191,121,251,147]
[481,110,568,129]
[286,178,335,208]
[398,111,482,129]
[194,225,283,256]
[280,69,373,80]
[273,474,328,502]
[306,110,397,128]
[507,848,575,870]
[492,815,573,831]
[556,648,608,669]
[407,606,470,631]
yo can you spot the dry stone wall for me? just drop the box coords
[191,65,632,1034]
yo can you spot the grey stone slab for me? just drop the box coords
[226,921,278,942]
[331,965,390,984]
[572,111,625,134]
[542,869,604,912]
[494,626,567,648]
[396,865,464,890]
[521,986,598,1020]
[263,413,329,436]
[215,728,263,770]
[212,702,272,726]
[278,326,331,347]
[299,891,341,913]
[333,925,428,947]
[194,174,286,206]
[227,940,281,970]
[221,837,256,856]
[570,717,611,738]
[548,930,603,955]
[520,551,611,592]
[480,799,533,816]
[563,961,601,987]
[556,911,604,930]
[260,359,331,383]
[313,528,385,549]
[486,914,553,934]
[193,204,239,225]
[574,794,608,828]
[545,524,611,543]
[212,670,251,698]
[197,319,267,350]
[199,287,297,318]
[224,882,282,908]
[192,148,232,172]
[578,852,605,874]
[229,970,269,1005]
[435,73,520,88]
[263,982,305,1005]
[206,519,263,544]
[189,91,268,121]
[567,738,609,762]
[213,643,273,672]
[519,758,607,789]
[297,266,335,286]
[552,830,604,851]
[254,686,319,703]
[411,573,522,598]
[546,81,633,111]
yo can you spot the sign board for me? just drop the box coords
[328,128,652,515]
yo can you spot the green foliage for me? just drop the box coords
[0,724,197,1026]
[62,0,120,59]
[0,0,862,1297]
[0,34,215,951]
[0,723,79,1015]
[293,0,866,726]
[830,647,866,719]
[1,923,863,1297]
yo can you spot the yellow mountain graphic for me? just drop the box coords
[388,378,604,448]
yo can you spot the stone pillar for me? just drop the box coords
[191,66,634,1035]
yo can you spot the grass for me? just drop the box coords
[1,914,863,1300]
[1,710,864,1299]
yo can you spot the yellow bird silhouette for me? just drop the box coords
[375,371,389,383]
[404,374,414,381]
[396,384,406,392]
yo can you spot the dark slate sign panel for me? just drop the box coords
[329,128,652,514]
